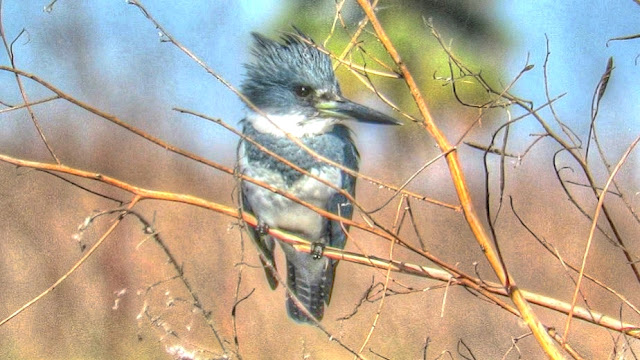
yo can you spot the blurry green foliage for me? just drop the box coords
[261,0,510,122]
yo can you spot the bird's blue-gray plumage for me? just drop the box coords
[240,121,357,322]
[238,30,398,323]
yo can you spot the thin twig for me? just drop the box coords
[0,95,60,114]
[0,197,141,327]
[585,57,614,161]
[358,195,405,355]
[563,135,640,342]
[510,197,640,318]
[543,35,582,149]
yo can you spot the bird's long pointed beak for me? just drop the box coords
[316,98,402,125]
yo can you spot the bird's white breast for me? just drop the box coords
[239,142,342,240]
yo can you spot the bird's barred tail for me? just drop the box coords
[285,257,334,323]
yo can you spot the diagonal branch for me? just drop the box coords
[354,2,566,358]
[563,135,640,342]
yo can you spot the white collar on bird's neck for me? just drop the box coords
[245,111,337,138]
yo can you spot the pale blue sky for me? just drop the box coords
[497,0,640,145]
[1,1,638,165]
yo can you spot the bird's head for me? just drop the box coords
[242,29,401,137]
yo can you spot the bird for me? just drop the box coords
[237,29,401,323]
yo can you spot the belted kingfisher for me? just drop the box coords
[238,30,400,323]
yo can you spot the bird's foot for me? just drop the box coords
[311,242,325,260]
[256,220,270,236]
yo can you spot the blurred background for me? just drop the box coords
[0,0,639,358]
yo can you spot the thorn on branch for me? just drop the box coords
[465,142,519,158]
[606,33,640,46]
[43,0,58,13]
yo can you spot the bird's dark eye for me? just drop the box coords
[294,85,312,98]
